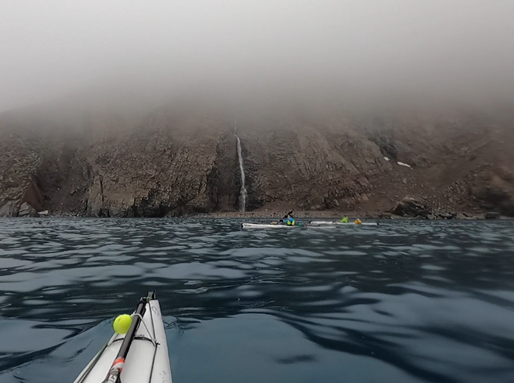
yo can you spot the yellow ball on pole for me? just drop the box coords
[113,314,133,334]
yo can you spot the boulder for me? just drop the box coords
[18,202,37,217]
[391,196,431,218]
[485,212,500,220]
[0,200,19,217]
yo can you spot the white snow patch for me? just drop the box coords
[397,162,412,168]
[384,156,390,161]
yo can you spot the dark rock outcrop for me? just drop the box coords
[18,202,37,217]
[485,212,501,219]
[391,196,431,218]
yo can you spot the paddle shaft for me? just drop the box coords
[103,298,147,383]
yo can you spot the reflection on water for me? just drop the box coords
[1,218,514,383]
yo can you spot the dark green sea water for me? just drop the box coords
[0,218,513,383]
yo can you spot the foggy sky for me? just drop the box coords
[1,0,514,114]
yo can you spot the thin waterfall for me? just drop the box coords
[234,124,248,212]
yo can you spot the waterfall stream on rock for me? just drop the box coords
[234,125,248,212]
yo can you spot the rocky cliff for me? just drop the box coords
[1,103,514,218]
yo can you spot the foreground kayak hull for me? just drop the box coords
[242,223,301,229]
[73,299,172,383]
[309,221,378,226]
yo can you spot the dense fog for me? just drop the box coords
[1,0,514,115]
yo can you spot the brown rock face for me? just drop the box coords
[83,110,237,217]
[1,104,514,217]
[0,119,45,217]
[238,115,391,211]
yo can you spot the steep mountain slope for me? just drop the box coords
[1,104,513,217]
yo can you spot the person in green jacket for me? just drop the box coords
[340,216,349,223]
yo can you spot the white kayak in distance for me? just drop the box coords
[241,223,304,229]
[309,221,379,226]
[74,292,172,383]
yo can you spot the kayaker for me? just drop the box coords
[354,218,362,224]
[283,211,295,226]
[340,216,349,223]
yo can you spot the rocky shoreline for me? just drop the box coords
[26,208,509,220]
[203,209,505,221]
[204,194,509,220]
[2,195,508,221]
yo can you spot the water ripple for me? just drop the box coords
[0,218,513,383]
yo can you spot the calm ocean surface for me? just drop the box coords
[0,218,513,383]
